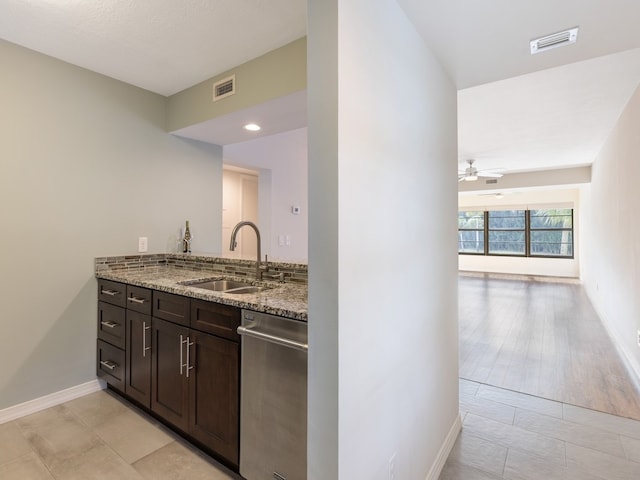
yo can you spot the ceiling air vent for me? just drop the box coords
[530,27,579,55]
[213,75,235,101]
[486,179,498,185]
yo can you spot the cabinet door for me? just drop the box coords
[189,330,240,467]
[125,310,151,408]
[151,317,190,431]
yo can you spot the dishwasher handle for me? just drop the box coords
[237,324,308,352]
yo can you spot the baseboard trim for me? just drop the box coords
[0,379,105,425]
[425,413,462,480]
[583,285,640,390]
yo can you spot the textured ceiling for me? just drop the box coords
[0,0,307,96]
[397,0,640,89]
[2,0,640,176]
[458,48,640,173]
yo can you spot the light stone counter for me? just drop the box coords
[96,265,308,321]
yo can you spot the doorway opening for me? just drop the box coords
[222,165,259,258]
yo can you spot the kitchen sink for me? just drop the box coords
[188,280,251,291]
[180,279,268,295]
[224,286,265,295]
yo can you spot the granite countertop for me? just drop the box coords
[96,266,308,321]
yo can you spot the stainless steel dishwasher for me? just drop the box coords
[238,309,308,480]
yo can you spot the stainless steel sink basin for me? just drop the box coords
[181,279,268,295]
[224,286,264,295]
[189,280,251,291]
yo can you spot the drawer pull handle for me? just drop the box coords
[128,296,146,304]
[101,289,119,297]
[100,360,117,370]
[100,321,118,329]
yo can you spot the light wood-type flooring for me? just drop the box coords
[459,273,640,420]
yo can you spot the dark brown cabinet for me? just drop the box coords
[125,310,151,407]
[97,339,125,390]
[97,280,128,388]
[189,329,240,466]
[151,317,190,430]
[96,279,241,471]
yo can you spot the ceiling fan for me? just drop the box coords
[458,159,504,182]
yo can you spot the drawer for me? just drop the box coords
[97,339,125,391]
[191,299,240,341]
[152,291,190,326]
[98,279,126,307]
[97,301,125,349]
[126,285,152,315]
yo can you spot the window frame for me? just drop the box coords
[458,208,574,259]
[457,210,486,255]
[487,209,527,257]
[528,208,574,258]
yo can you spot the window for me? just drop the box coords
[458,208,574,259]
[458,211,484,253]
[488,210,525,255]
[529,209,573,257]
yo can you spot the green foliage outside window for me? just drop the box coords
[458,208,573,258]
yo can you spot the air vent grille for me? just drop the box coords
[530,27,578,55]
[213,75,235,101]
[486,179,498,185]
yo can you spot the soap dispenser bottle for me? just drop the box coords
[182,220,192,253]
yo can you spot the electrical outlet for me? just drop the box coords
[138,236,148,253]
[388,453,396,480]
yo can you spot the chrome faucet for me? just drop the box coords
[229,221,264,280]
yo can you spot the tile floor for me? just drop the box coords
[3,382,640,479]
[0,389,240,480]
[439,378,640,480]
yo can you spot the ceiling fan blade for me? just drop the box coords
[477,172,503,178]
[458,176,467,182]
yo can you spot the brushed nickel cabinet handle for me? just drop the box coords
[179,334,184,375]
[128,296,146,304]
[100,321,118,329]
[101,289,119,296]
[186,337,194,378]
[100,360,117,370]
[142,321,151,357]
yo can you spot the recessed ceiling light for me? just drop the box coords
[243,123,261,132]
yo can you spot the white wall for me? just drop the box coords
[308,0,459,478]
[224,128,308,262]
[581,85,640,380]
[458,188,581,277]
[0,40,223,409]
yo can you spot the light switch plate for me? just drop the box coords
[138,236,148,253]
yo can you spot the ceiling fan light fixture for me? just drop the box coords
[464,174,478,182]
